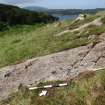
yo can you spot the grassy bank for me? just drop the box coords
[0,15,105,67]
[1,69,105,105]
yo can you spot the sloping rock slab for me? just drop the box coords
[0,33,105,100]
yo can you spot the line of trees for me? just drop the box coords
[47,8,105,15]
[0,4,58,31]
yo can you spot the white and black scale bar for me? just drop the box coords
[29,83,68,90]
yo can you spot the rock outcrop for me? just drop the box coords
[0,33,105,100]
[56,17,102,36]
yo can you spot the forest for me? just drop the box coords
[0,4,58,31]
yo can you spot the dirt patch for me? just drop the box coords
[74,71,96,81]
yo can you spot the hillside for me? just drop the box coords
[0,11,105,104]
[0,4,58,31]
[0,14,104,68]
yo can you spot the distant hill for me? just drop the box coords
[47,8,105,15]
[24,6,105,15]
[0,4,58,31]
[24,6,48,12]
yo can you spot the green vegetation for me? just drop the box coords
[0,23,87,67]
[0,5,105,105]
[0,4,58,31]
[0,22,9,31]
[69,15,99,29]
[1,69,105,105]
[0,14,105,67]
[87,24,105,35]
[101,17,105,24]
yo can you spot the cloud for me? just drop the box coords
[0,0,41,5]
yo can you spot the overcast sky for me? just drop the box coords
[0,0,105,9]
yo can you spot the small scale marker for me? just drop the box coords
[29,87,39,90]
[28,83,68,90]
[44,85,53,88]
[59,83,68,87]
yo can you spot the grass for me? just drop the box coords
[101,17,105,24]
[68,15,99,29]
[86,24,105,35]
[0,14,105,68]
[1,14,105,105]
[1,69,105,105]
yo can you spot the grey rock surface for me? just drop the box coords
[0,33,105,100]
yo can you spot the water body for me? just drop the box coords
[52,14,78,21]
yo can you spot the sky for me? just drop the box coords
[0,0,105,9]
